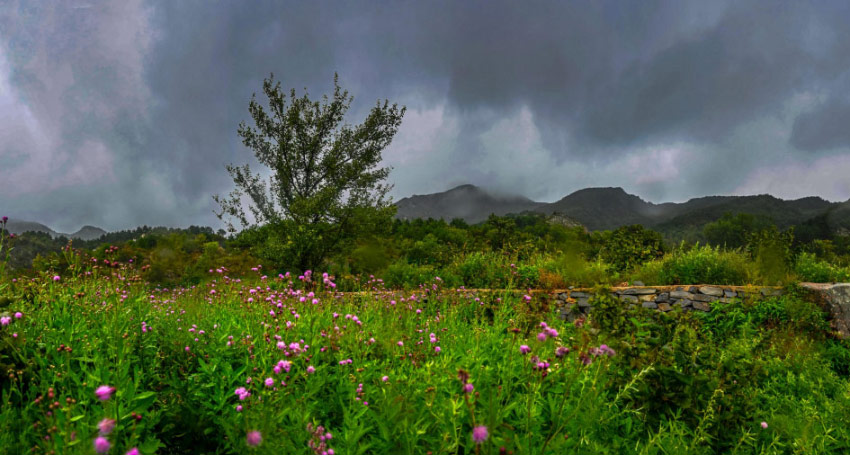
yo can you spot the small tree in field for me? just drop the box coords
[215,74,405,272]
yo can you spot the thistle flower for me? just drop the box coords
[472,425,488,443]
[307,365,316,374]
[94,436,110,453]
[761,421,768,429]
[246,430,262,447]
[463,383,474,394]
[0,316,10,326]
[95,385,115,401]
[98,418,116,435]
[520,345,531,354]
[126,448,140,455]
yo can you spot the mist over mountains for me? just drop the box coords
[395,184,850,234]
[7,185,850,240]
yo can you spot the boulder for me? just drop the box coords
[699,286,724,296]
[639,294,656,302]
[622,288,657,295]
[620,295,639,303]
[657,303,672,312]
[800,283,850,338]
[642,301,658,309]
[655,292,670,303]
[670,290,694,300]
[692,301,711,312]
[723,290,737,298]
[570,291,590,298]
[692,294,719,303]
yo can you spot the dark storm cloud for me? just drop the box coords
[2,0,850,231]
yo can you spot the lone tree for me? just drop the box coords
[215,74,405,272]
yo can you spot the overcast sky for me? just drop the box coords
[2,0,850,232]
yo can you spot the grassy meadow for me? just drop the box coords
[3,255,850,454]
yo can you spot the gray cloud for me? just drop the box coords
[2,0,850,231]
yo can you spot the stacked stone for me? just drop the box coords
[556,285,784,320]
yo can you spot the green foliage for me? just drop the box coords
[215,73,404,272]
[703,212,775,249]
[653,244,751,285]
[794,252,850,282]
[595,225,665,273]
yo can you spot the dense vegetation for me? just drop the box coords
[2,249,850,454]
[6,212,850,290]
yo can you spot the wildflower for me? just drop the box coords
[246,430,263,447]
[472,425,488,443]
[761,421,768,429]
[14,312,22,319]
[434,346,441,353]
[537,332,547,342]
[397,341,404,347]
[95,385,115,401]
[381,376,389,382]
[555,346,570,357]
[307,365,316,374]
[463,383,474,394]
[236,405,243,412]
[0,316,9,326]
[520,345,531,354]
[264,377,274,388]
[98,418,116,435]
[94,436,111,453]
[234,387,251,400]
[53,275,60,282]
[126,448,140,455]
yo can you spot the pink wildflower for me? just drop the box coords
[520,345,531,354]
[472,425,488,443]
[98,418,116,435]
[246,430,262,447]
[94,436,110,453]
[95,385,115,401]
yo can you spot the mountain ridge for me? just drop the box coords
[393,184,850,234]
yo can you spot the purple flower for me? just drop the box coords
[126,448,140,455]
[537,332,547,342]
[0,316,10,326]
[95,385,115,401]
[761,421,768,429]
[94,436,110,453]
[14,312,22,319]
[98,418,116,435]
[307,365,316,374]
[472,425,488,444]
[264,377,274,388]
[381,376,389,382]
[463,383,474,394]
[246,430,262,447]
[53,275,60,282]
[555,346,570,358]
[520,345,531,354]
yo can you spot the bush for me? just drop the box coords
[794,252,850,282]
[656,244,751,285]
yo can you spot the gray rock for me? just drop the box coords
[692,301,711,311]
[718,298,733,304]
[577,298,591,308]
[670,290,694,300]
[557,292,569,300]
[692,294,719,303]
[623,288,657,295]
[655,292,670,303]
[799,283,850,338]
[699,286,724,296]
[642,301,658,309]
[688,286,700,294]
[724,290,737,298]
[632,281,645,287]
[639,294,656,302]
[657,303,673,312]
[620,295,639,303]
[570,291,589,298]
[678,298,693,308]
[761,288,784,297]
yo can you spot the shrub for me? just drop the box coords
[657,244,751,285]
[794,252,850,283]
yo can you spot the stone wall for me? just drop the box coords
[555,283,850,339]
[555,285,784,321]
